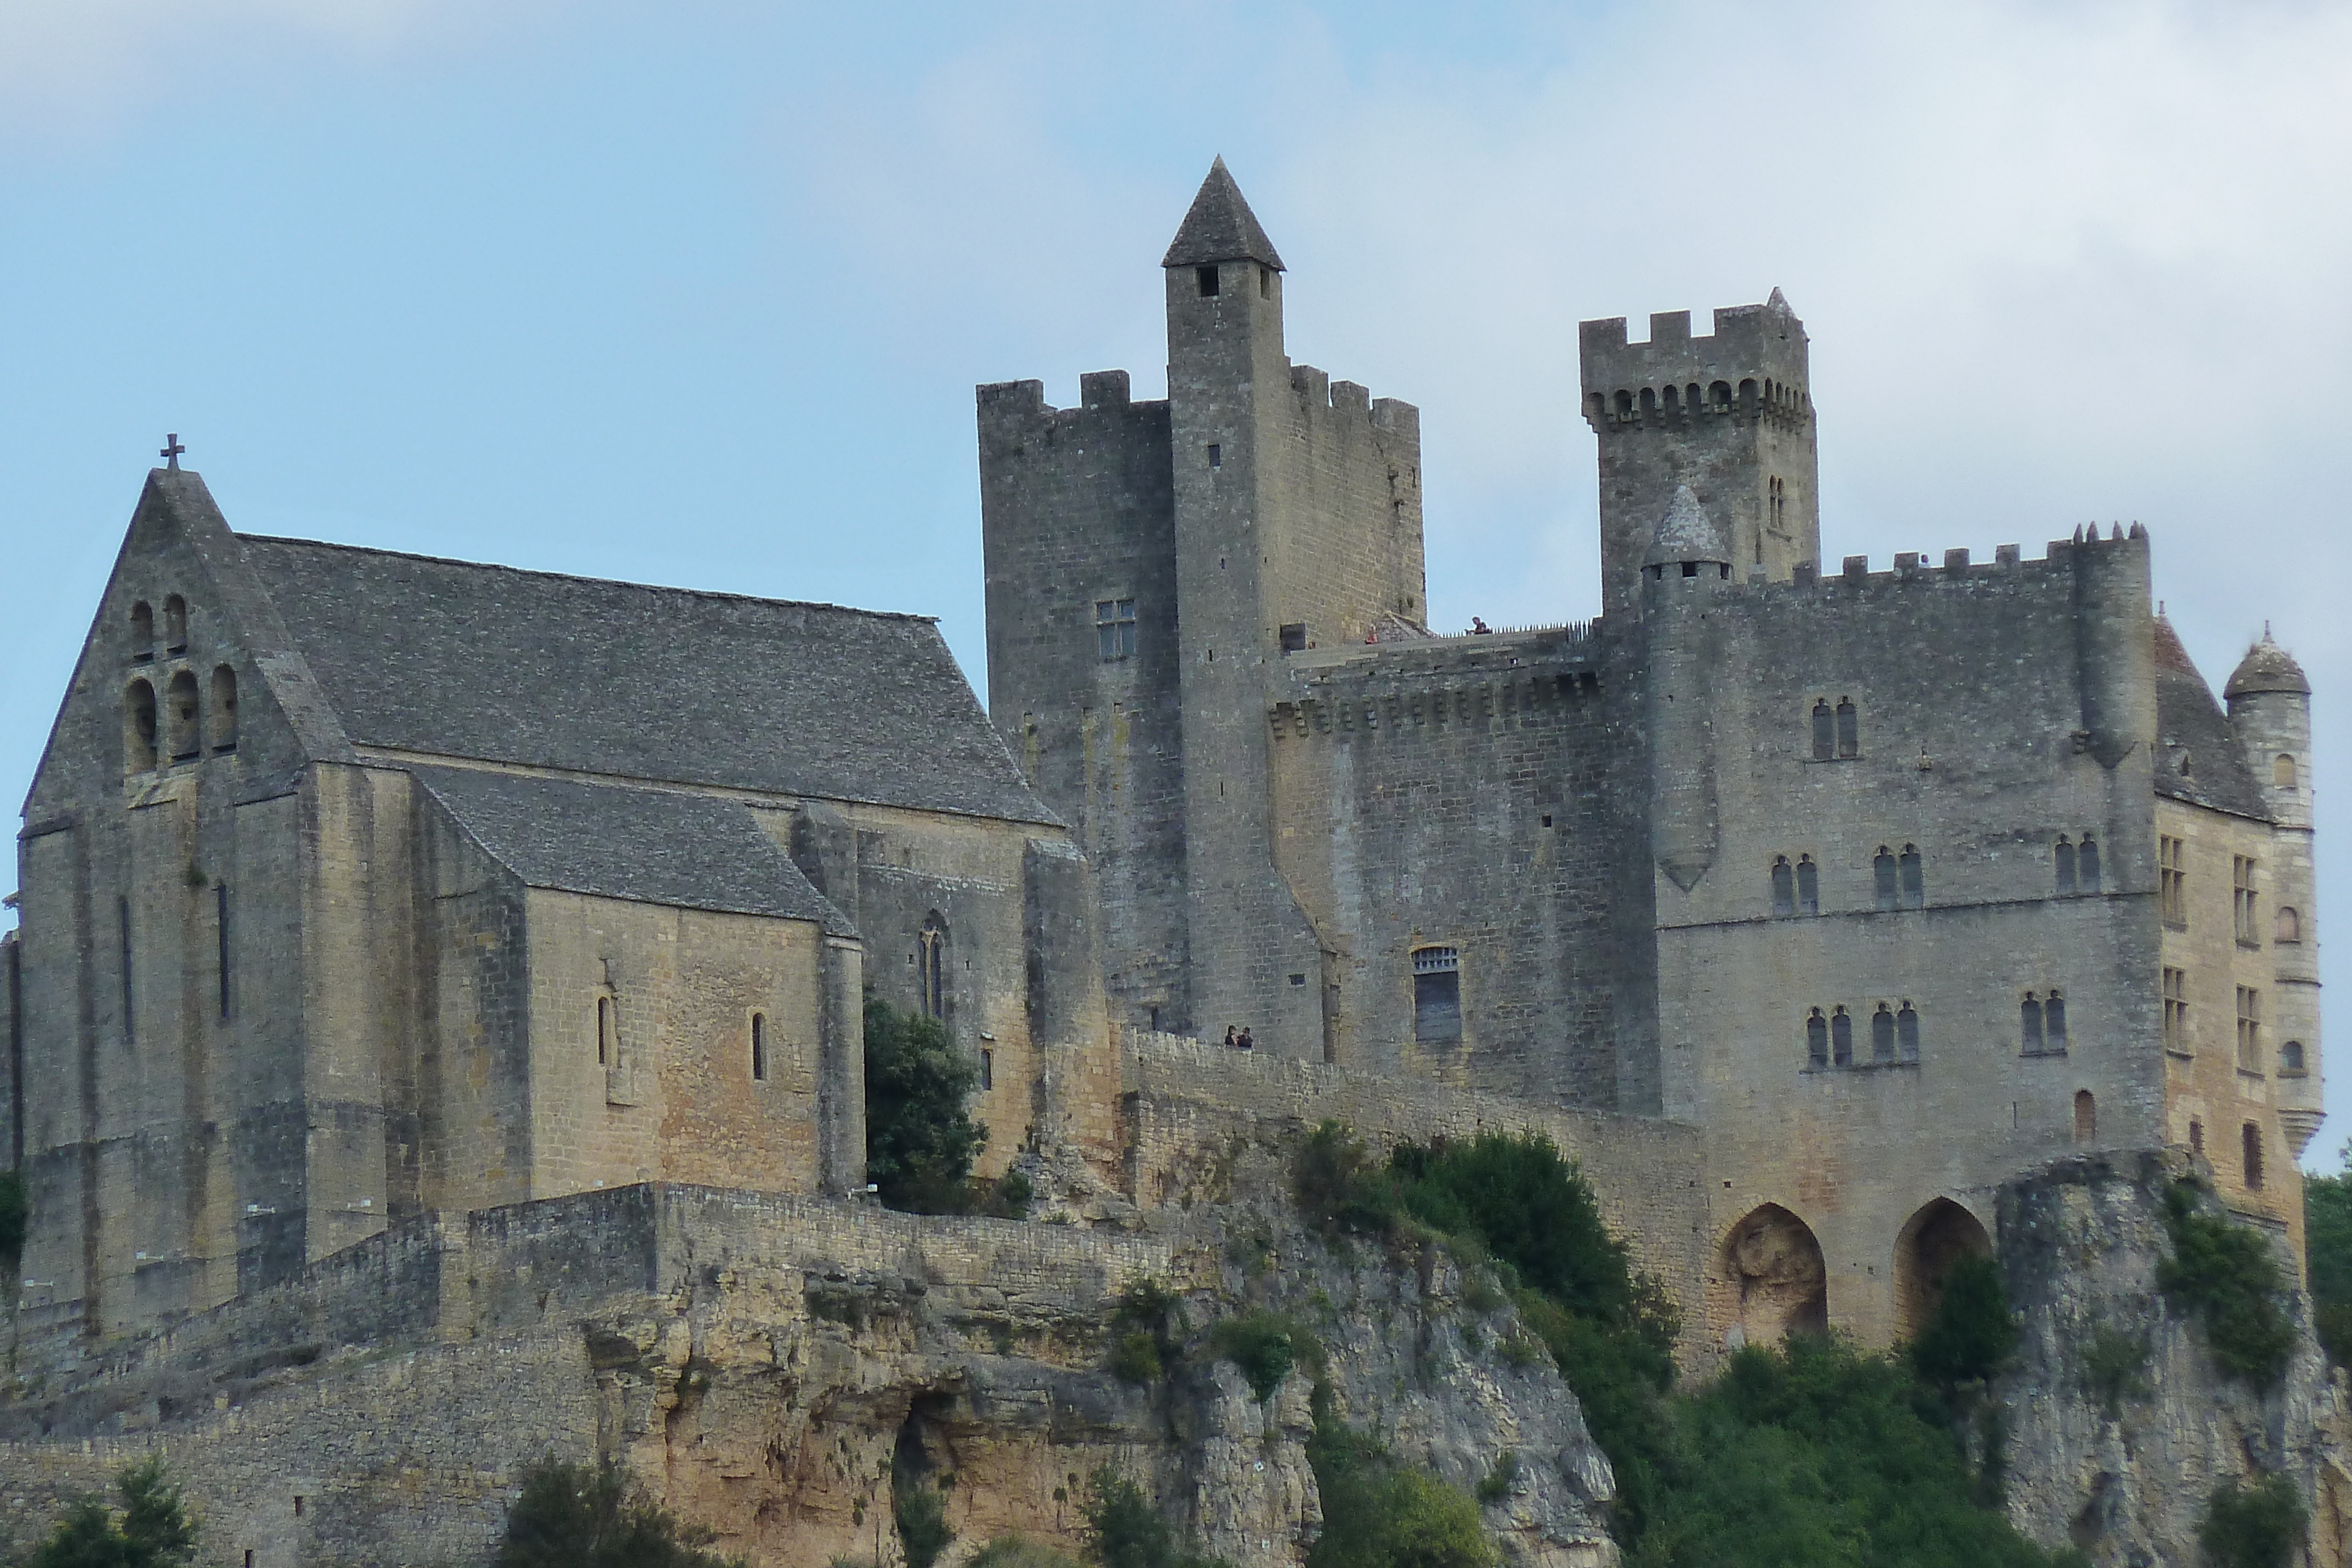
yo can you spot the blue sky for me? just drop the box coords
[5,1,2350,1162]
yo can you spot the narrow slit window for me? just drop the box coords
[980,1047,994,1091]
[1258,265,1272,299]
[162,594,188,654]
[597,995,614,1066]
[750,1013,768,1082]
[216,882,232,1021]
[2190,1118,2204,1156]
[1770,857,1796,918]
[2054,836,2076,895]
[2079,834,2100,892]
[1796,855,1819,915]
[119,895,135,1045]
[1873,847,1899,911]
[1806,1008,1829,1067]
[1835,698,1859,757]
[1207,443,1222,469]
[131,600,155,662]
[1095,599,1137,661]
[1830,1006,1853,1066]
[2020,992,2043,1055]
[1899,845,1923,908]
[919,914,949,1020]
[1811,701,1834,761]
[2074,1090,2096,1145]
[1870,1003,1896,1062]
[1412,946,1462,1044]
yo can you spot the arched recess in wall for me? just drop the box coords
[1721,1203,1828,1348]
[1893,1198,1992,1341]
[918,912,948,1020]
[124,679,158,773]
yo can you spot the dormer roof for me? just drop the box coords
[1162,158,1285,271]
[1642,485,1730,567]
[2225,631,2310,699]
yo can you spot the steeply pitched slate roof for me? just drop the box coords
[236,537,1058,825]
[1644,485,1729,566]
[1162,158,1285,270]
[410,765,854,933]
[2153,617,2268,820]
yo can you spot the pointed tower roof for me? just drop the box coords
[1162,158,1285,270]
[1765,286,1793,313]
[1643,485,1730,566]
[2225,630,2310,699]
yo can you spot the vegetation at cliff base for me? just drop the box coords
[1304,1402,1495,1568]
[2301,1146,2352,1367]
[863,996,988,1213]
[2156,1178,2295,1388]
[1295,1122,2080,1567]
[1080,1467,1226,1568]
[2199,1473,2308,1568]
[0,1169,26,1269]
[892,1461,954,1568]
[13,1457,197,1568]
[495,1456,743,1568]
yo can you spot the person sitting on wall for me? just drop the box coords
[1236,1027,1255,1051]
[1224,1025,1238,1048]
[1470,617,1492,634]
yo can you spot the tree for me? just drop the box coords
[0,1169,27,1267]
[22,1456,198,1568]
[864,996,986,1212]
[2303,1145,2352,1365]
[495,1456,740,1568]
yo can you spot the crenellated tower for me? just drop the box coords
[1580,293,1819,621]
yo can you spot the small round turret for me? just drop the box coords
[2224,630,2310,701]
[1644,484,1731,580]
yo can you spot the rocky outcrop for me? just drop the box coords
[1995,1151,2352,1566]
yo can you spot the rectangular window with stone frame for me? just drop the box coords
[2160,836,2187,928]
[2233,855,2261,947]
[2163,967,2189,1057]
[1095,599,1137,661]
[2236,986,2261,1072]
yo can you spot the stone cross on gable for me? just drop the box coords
[160,434,185,471]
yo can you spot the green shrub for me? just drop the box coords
[21,1456,198,1568]
[2076,1325,2151,1419]
[1210,1310,1307,1402]
[2156,1180,2296,1389]
[2199,1473,2308,1568]
[1304,1407,1494,1568]
[1474,1452,1518,1505]
[893,1466,954,1568]
[970,1536,1086,1568]
[1080,1467,1225,1568]
[2304,1148,2352,1366]
[0,1168,26,1266]
[1909,1254,2018,1393]
[864,997,986,1213]
[1111,1278,1181,1386]
[1110,1332,1163,1386]
[495,1456,740,1568]
[1296,1121,1394,1235]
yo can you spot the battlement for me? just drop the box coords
[1579,299,1812,432]
[1268,623,1603,742]
[1751,523,2147,597]
[975,372,1168,429]
[1287,362,1418,433]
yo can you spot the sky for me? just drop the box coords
[3,1,2348,1163]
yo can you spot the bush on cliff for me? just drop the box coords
[2199,1473,2308,1568]
[1080,1467,1225,1568]
[2303,1146,2352,1367]
[1304,1405,1495,1568]
[18,1457,197,1568]
[0,1169,26,1269]
[864,997,987,1213]
[1909,1254,2019,1395]
[2156,1178,2296,1389]
[495,1456,741,1568]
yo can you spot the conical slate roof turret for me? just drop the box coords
[1643,485,1730,567]
[2226,630,2310,699]
[1163,158,1285,271]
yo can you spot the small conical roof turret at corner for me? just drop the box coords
[2226,628,2311,699]
[1643,484,1730,567]
[1162,157,1285,271]
[1765,286,1795,314]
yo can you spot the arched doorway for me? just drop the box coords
[1895,1198,1993,1340]
[1723,1204,1828,1346]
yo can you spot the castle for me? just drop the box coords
[0,159,2321,1362]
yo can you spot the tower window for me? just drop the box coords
[2044,989,2067,1051]
[2233,856,2260,946]
[1870,1002,1896,1062]
[216,882,232,1022]
[750,1013,768,1082]
[1874,847,1899,911]
[919,913,949,1020]
[597,995,615,1066]
[2079,834,2100,892]
[1770,857,1796,918]
[209,666,239,753]
[2160,836,2186,927]
[1196,264,1220,297]
[2275,754,2297,789]
[1412,946,1461,1044]
[1812,701,1833,760]
[2163,967,2189,1055]
[1806,1008,1828,1067]
[125,680,158,773]
[162,594,188,654]
[2236,986,2260,1071]
[2075,1091,2096,1145]
[1095,599,1137,661]
[2281,1039,2307,1074]
[1899,845,1923,908]
[2276,905,2301,944]
[1836,698,1859,758]
[1259,265,1272,298]
[2243,1122,2264,1191]
[166,670,201,761]
[1279,623,1307,653]
[1207,444,1222,469]
[1897,1001,1919,1061]
[980,1048,994,1091]
[2054,835,2075,895]
[130,600,155,662]
[1830,1005,1852,1066]
[2021,992,2043,1055]
[1796,855,1819,915]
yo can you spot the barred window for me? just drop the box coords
[1095,598,1138,661]
[1413,946,1462,1044]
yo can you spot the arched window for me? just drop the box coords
[1770,857,1796,917]
[2021,992,2044,1055]
[1414,945,1462,1044]
[1812,701,1835,761]
[1830,1005,1853,1066]
[1738,377,1759,406]
[1899,845,1923,908]
[130,600,155,662]
[166,670,201,761]
[2276,905,2301,944]
[1710,380,1732,409]
[2275,754,2297,790]
[1871,1003,1896,1062]
[750,1012,768,1082]
[2045,989,2067,1050]
[209,666,238,753]
[2074,1090,2096,1144]
[2243,1122,2264,1191]
[2054,836,2076,895]
[918,913,948,1020]
[1613,390,1633,416]
[1796,855,1820,915]
[1639,387,1657,413]
[1806,1008,1829,1067]
[2281,1039,2307,1074]
[1685,382,1700,409]
[2079,835,2100,893]
[125,680,158,772]
[1584,392,1604,422]
[1874,847,1899,911]
[1836,698,1859,758]
[162,594,188,654]
[1897,1001,1920,1061]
